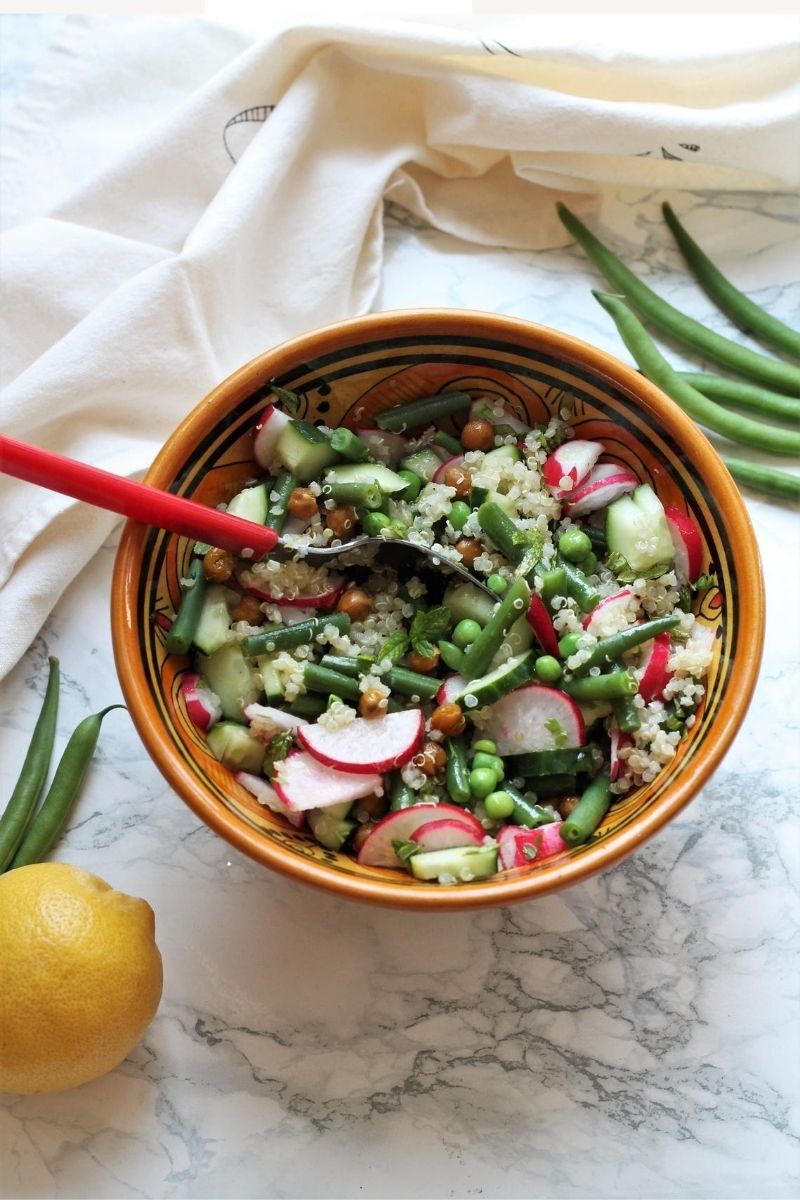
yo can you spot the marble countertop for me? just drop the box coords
[1,18,799,1200]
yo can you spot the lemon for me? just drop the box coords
[0,862,163,1094]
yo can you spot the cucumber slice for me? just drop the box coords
[507,747,594,777]
[307,802,356,851]
[324,462,407,494]
[400,447,442,483]
[275,420,339,482]
[410,842,498,883]
[206,721,265,773]
[443,581,497,627]
[227,482,268,524]
[193,585,236,655]
[483,444,522,469]
[486,489,518,517]
[256,654,284,703]
[200,642,261,722]
[606,484,675,574]
[452,650,537,710]
[504,614,535,658]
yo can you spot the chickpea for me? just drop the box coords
[230,595,264,624]
[326,505,357,539]
[202,547,234,583]
[337,587,373,622]
[443,465,472,499]
[287,487,318,521]
[407,648,440,674]
[359,688,389,719]
[461,418,495,452]
[352,822,376,854]
[455,538,482,569]
[413,741,448,777]
[558,795,581,820]
[429,702,466,737]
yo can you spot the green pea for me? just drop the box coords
[558,633,581,659]
[487,574,508,596]
[473,738,497,755]
[473,751,504,780]
[558,528,593,562]
[453,618,482,649]
[449,500,471,532]
[397,469,422,502]
[469,767,497,800]
[535,655,562,682]
[484,790,516,820]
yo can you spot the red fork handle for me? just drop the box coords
[0,435,280,558]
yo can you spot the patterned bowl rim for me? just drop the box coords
[111,309,765,910]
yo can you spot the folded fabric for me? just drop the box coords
[1,14,798,678]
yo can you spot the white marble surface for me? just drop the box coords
[1,18,799,1200]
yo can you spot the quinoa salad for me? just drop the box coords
[168,389,716,884]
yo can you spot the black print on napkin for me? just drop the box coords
[223,105,276,163]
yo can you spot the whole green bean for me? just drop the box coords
[165,558,207,655]
[375,391,472,433]
[0,658,60,872]
[434,430,463,457]
[326,480,382,509]
[662,203,800,360]
[390,774,416,811]
[445,735,472,806]
[329,428,374,463]
[557,556,601,613]
[594,292,800,455]
[563,671,638,701]
[560,771,613,847]
[10,705,125,870]
[558,203,800,395]
[265,470,297,532]
[676,373,800,425]
[722,457,800,503]
[571,613,681,676]
[242,612,351,657]
[459,577,531,680]
[302,664,362,702]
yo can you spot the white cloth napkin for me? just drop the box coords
[1,14,798,679]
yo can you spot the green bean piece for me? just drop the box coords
[438,640,465,673]
[242,612,351,657]
[360,511,392,537]
[570,613,681,676]
[329,427,374,463]
[558,633,581,659]
[541,567,567,613]
[434,430,463,457]
[10,705,126,870]
[477,501,525,565]
[558,528,592,562]
[375,391,472,433]
[390,775,416,811]
[662,203,800,361]
[319,654,362,677]
[722,458,800,503]
[288,694,327,719]
[579,525,607,552]
[165,558,207,655]
[0,658,60,872]
[303,664,363,702]
[612,692,642,734]
[445,735,472,806]
[397,469,422,502]
[594,291,800,453]
[560,771,613,847]
[502,784,556,829]
[558,203,800,395]
[563,671,638,701]
[265,470,297,532]
[676,374,800,426]
[459,577,531,679]
[326,480,383,509]
[383,666,440,700]
[557,556,601,614]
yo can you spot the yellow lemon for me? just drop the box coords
[0,862,163,1094]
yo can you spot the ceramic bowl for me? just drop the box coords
[111,310,764,910]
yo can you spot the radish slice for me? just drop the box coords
[542,441,603,497]
[582,589,635,637]
[664,507,703,583]
[498,822,570,869]
[244,703,307,735]
[433,454,466,483]
[357,428,407,467]
[253,404,291,469]
[237,569,345,610]
[469,399,531,435]
[638,631,673,703]
[563,462,638,516]
[182,673,222,732]
[297,709,425,775]
[357,804,485,868]
[437,674,469,705]
[609,724,633,782]
[475,684,585,756]
[235,770,305,827]
[409,818,484,852]
[273,752,382,812]
[525,594,559,658]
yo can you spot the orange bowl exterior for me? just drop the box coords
[111,310,764,910]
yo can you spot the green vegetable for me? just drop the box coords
[453,618,481,649]
[569,613,681,675]
[486,574,508,595]
[541,567,567,614]
[676,373,800,425]
[269,384,301,414]
[438,640,465,672]
[265,470,297,532]
[287,694,327,719]
[508,747,594,777]
[410,606,452,660]
[361,511,393,537]
[375,391,472,433]
[0,658,60,872]
[165,558,207,656]
[434,430,463,456]
[558,528,593,562]
[326,480,383,509]
[459,576,531,679]
[302,664,362,702]
[448,500,471,532]
[722,457,800,503]
[242,612,351,657]
[557,556,601,613]
[392,837,422,864]
[397,469,422,502]
[558,633,581,659]
[534,655,562,683]
[563,670,638,701]
[378,632,410,665]
[263,729,294,779]
[469,767,498,800]
[472,751,504,779]
[484,790,515,820]
[329,427,373,462]
[478,502,544,572]
[560,772,613,846]
[445,735,472,806]
[502,784,556,829]
[473,739,497,755]
[390,775,416,811]
[544,718,567,748]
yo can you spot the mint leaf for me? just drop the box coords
[263,730,294,779]
[380,632,410,665]
[270,384,301,415]
[392,837,421,864]
[692,572,717,593]
[410,606,452,659]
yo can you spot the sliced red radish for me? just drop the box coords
[234,770,304,827]
[664,507,703,583]
[609,723,633,782]
[244,703,307,734]
[526,594,559,658]
[563,462,638,516]
[273,751,382,812]
[469,399,531,435]
[542,440,603,497]
[237,568,345,610]
[297,709,425,775]
[357,804,484,868]
[253,404,291,469]
[637,631,673,703]
[181,673,222,732]
[357,428,407,467]
[409,818,484,853]
[433,454,466,484]
[498,822,570,869]
[582,589,635,637]
[437,674,469,705]
[474,684,585,756]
